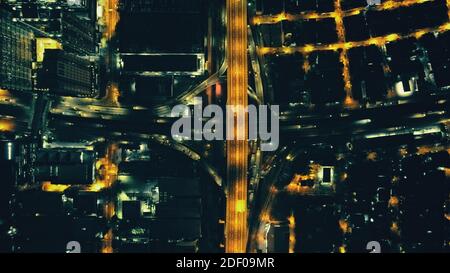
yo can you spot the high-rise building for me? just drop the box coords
[266,222,290,253]
[34,148,97,184]
[118,0,204,53]
[117,0,207,105]
[68,0,98,21]
[7,0,98,55]
[0,9,34,92]
[60,11,97,55]
[40,49,97,97]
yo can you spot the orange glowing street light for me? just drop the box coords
[252,0,435,26]
[225,0,249,253]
